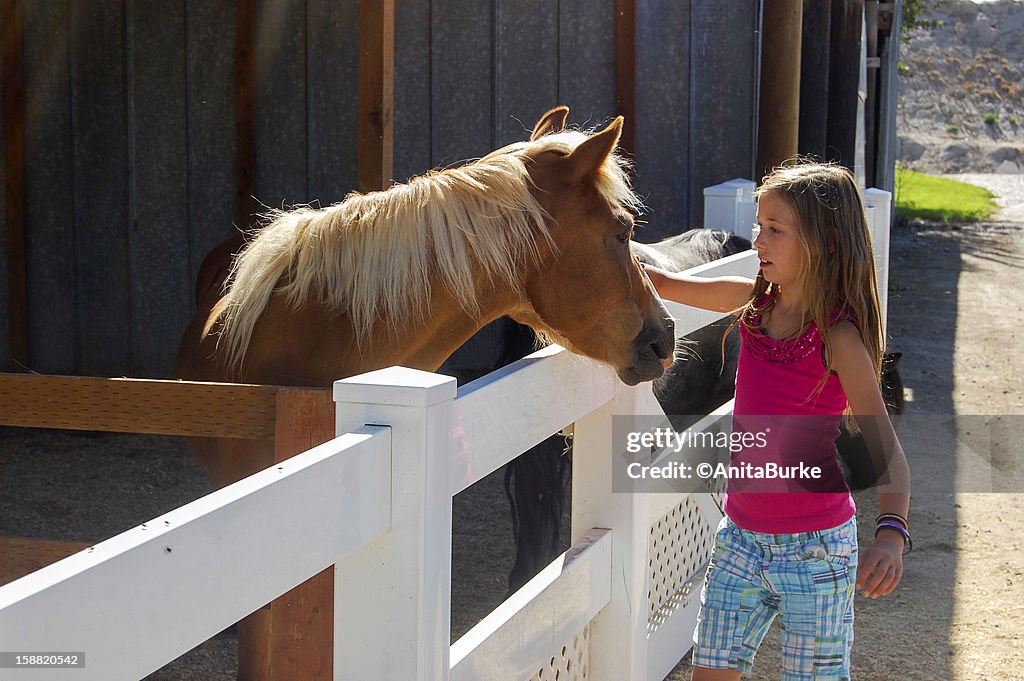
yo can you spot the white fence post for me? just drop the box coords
[863,188,892,336]
[332,367,457,681]
[703,178,756,240]
[571,380,654,681]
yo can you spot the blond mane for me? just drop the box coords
[215,128,641,370]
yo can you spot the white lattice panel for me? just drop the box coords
[529,623,590,681]
[647,496,716,633]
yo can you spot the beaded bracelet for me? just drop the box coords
[875,519,912,554]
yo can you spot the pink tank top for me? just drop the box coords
[725,302,857,533]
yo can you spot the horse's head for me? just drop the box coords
[508,107,675,385]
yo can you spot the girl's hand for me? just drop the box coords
[856,530,904,598]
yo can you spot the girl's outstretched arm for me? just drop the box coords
[831,321,912,599]
[641,263,753,313]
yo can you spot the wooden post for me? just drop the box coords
[756,0,804,181]
[238,389,336,681]
[357,0,394,193]
[615,0,636,159]
[2,0,26,370]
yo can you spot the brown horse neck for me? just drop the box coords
[239,277,526,387]
[365,278,528,374]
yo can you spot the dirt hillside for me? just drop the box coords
[897,0,1024,174]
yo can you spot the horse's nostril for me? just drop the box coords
[651,334,673,361]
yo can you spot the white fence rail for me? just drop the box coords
[0,428,392,679]
[0,183,891,681]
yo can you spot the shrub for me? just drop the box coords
[984,113,999,125]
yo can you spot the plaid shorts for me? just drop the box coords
[692,515,858,680]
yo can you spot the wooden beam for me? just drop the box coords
[2,0,26,370]
[357,0,394,193]
[757,0,804,181]
[615,0,636,159]
[0,538,92,587]
[0,373,328,440]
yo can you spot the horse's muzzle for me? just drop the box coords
[619,315,676,386]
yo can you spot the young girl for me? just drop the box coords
[643,161,911,680]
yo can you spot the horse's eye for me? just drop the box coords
[617,229,632,244]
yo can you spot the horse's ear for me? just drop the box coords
[567,116,622,178]
[530,106,569,140]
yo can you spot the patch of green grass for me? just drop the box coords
[946,124,959,133]
[984,112,998,125]
[895,166,997,222]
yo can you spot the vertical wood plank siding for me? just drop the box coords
[188,1,240,290]
[127,0,192,377]
[5,1,759,378]
[254,0,307,209]
[392,0,430,184]
[431,0,492,168]
[494,0,559,147]
[307,0,359,204]
[70,0,131,376]
[560,0,616,126]
[687,2,760,233]
[799,0,832,160]
[23,1,75,375]
[0,0,19,370]
[636,0,691,237]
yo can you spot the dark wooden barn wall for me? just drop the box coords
[3,0,760,378]
[635,1,760,237]
[0,4,8,374]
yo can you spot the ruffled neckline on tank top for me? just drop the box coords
[742,295,847,364]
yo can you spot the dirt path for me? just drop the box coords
[668,174,1024,680]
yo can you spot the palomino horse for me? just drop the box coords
[177,106,674,483]
[176,106,674,677]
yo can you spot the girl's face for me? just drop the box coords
[753,191,805,289]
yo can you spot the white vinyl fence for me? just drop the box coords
[0,184,890,681]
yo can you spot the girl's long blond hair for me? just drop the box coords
[731,160,885,420]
